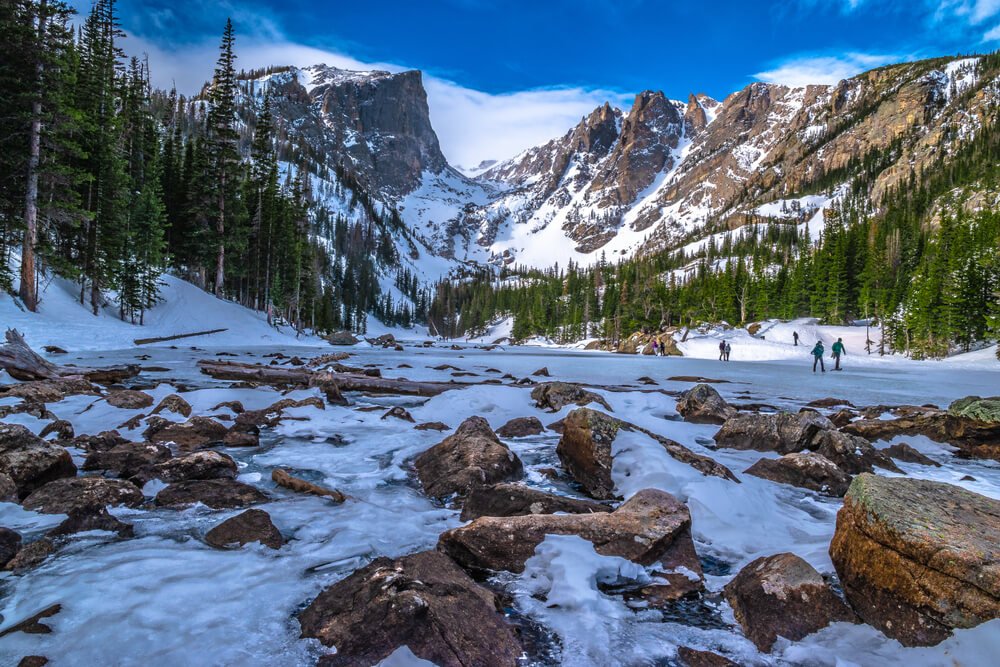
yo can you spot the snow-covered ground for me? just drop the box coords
[0,337,998,665]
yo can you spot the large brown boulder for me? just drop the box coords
[154,479,268,509]
[414,417,523,500]
[326,330,360,346]
[48,507,134,538]
[83,442,171,478]
[148,417,228,451]
[105,390,154,409]
[714,411,833,454]
[439,488,703,600]
[744,452,852,497]
[723,552,856,652]
[808,429,902,475]
[131,450,237,485]
[676,384,736,425]
[0,424,77,499]
[459,483,611,521]
[22,477,144,514]
[299,550,522,667]
[205,509,282,549]
[830,474,1000,646]
[531,382,613,412]
[495,416,545,438]
[557,408,737,500]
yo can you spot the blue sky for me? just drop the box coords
[80,0,999,165]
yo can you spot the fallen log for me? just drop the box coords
[133,328,228,345]
[196,359,465,397]
[0,329,139,383]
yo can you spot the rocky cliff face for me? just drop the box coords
[258,55,997,272]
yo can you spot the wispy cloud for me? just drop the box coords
[753,52,903,86]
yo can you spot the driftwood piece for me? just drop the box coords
[0,329,138,383]
[196,359,464,397]
[133,328,228,345]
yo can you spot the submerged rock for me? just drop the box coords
[439,488,704,600]
[830,474,1000,646]
[414,416,523,501]
[495,416,545,438]
[676,384,736,424]
[723,552,856,652]
[205,509,282,549]
[48,507,134,538]
[744,452,852,497]
[459,483,611,521]
[0,424,77,499]
[272,468,345,503]
[154,479,268,509]
[530,382,613,412]
[22,477,143,514]
[299,550,522,667]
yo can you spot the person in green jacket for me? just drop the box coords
[811,341,825,373]
[832,337,846,371]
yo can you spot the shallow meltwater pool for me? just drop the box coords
[1,343,998,666]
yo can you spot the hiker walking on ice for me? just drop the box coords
[719,341,726,361]
[724,342,731,361]
[811,340,825,373]
[832,337,846,371]
[793,331,799,346]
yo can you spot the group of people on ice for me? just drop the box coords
[802,334,847,372]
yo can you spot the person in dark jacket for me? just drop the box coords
[811,341,825,373]
[719,341,726,361]
[832,338,846,371]
[793,331,799,346]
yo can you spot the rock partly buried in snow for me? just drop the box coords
[842,407,1000,461]
[459,483,611,521]
[222,424,259,447]
[414,421,449,431]
[439,488,704,600]
[0,377,98,403]
[22,477,144,514]
[883,443,941,467]
[676,384,736,424]
[714,411,833,454]
[531,382,613,412]
[154,479,268,509]
[205,509,282,549]
[150,393,192,418]
[830,474,1000,646]
[723,552,856,652]
[495,416,545,438]
[325,331,360,346]
[105,390,154,409]
[744,452,852,497]
[38,419,74,440]
[809,429,902,475]
[0,527,22,568]
[4,538,55,571]
[299,549,522,667]
[132,450,237,485]
[148,417,229,451]
[557,408,737,500]
[414,416,523,501]
[0,424,77,499]
[83,442,172,478]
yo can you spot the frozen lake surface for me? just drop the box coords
[1,343,999,666]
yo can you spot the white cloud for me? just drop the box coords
[117,31,626,168]
[985,22,1000,39]
[753,52,902,87]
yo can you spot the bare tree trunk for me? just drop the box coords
[214,170,225,297]
[19,0,49,312]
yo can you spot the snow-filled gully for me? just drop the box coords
[1,344,998,666]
